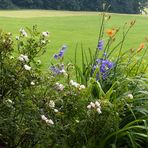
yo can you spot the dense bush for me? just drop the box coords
[0,14,148,147]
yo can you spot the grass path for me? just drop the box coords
[0,10,147,18]
[0,10,100,18]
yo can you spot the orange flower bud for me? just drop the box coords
[137,43,145,52]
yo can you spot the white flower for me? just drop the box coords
[87,104,92,109]
[42,31,49,37]
[18,54,29,62]
[56,82,65,91]
[41,115,47,121]
[79,85,85,90]
[31,81,35,86]
[54,109,59,113]
[20,28,27,37]
[95,101,101,108]
[8,32,11,35]
[49,100,55,108]
[127,94,133,99]
[46,119,54,125]
[16,36,20,40]
[75,120,79,123]
[60,69,66,74]
[96,108,102,114]
[41,115,54,125]
[7,99,13,104]
[24,64,31,71]
[70,80,74,85]
[90,102,95,108]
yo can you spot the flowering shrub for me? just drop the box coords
[0,15,148,148]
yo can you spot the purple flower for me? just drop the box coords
[50,64,65,75]
[97,40,104,50]
[100,60,113,73]
[92,58,114,80]
[54,45,67,59]
[54,54,59,59]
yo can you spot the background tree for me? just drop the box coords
[0,0,147,14]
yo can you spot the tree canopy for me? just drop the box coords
[0,0,147,14]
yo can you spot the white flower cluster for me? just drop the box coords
[87,101,102,114]
[55,82,65,91]
[48,100,59,113]
[70,80,85,90]
[41,115,54,125]
[19,28,27,37]
[18,54,29,62]
[42,31,49,37]
[18,54,32,71]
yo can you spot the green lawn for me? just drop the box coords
[0,10,147,70]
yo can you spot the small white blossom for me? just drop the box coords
[95,101,101,108]
[79,85,85,90]
[41,115,54,125]
[24,64,31,71]
[49,100,55,108]
[7,99,13,104]
[46,119,54,125]
[70,80,85,90]
[70,80,80,88]
[127,94,133,99]
[70,80,74,85]
[96,108,102,114]
[87,104,92,109]
[60,69,66,74]
[31,81,35,86]
[87,101,102,114]
[20,28,27,37]
[54,109,59,113]
[56,82,65,91]
[90,102,96,108]
[18,54,29,62]
[41,115,47,121]
[75,120,79,123]
[42,31,49,37]
[8,32,11,35]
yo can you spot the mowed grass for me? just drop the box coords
[0,10,147,70]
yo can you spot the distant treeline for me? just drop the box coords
[0,0,147,14]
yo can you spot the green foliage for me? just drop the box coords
[0,13,148,147]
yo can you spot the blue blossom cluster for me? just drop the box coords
[50,64,66,75]
[97,40,104,50]
[54,45,67,59]
[93,58,114,79]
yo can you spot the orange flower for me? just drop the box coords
[137,43,145,52]
[106,29,116,37]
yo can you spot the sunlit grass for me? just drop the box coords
[0,10,147,70]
